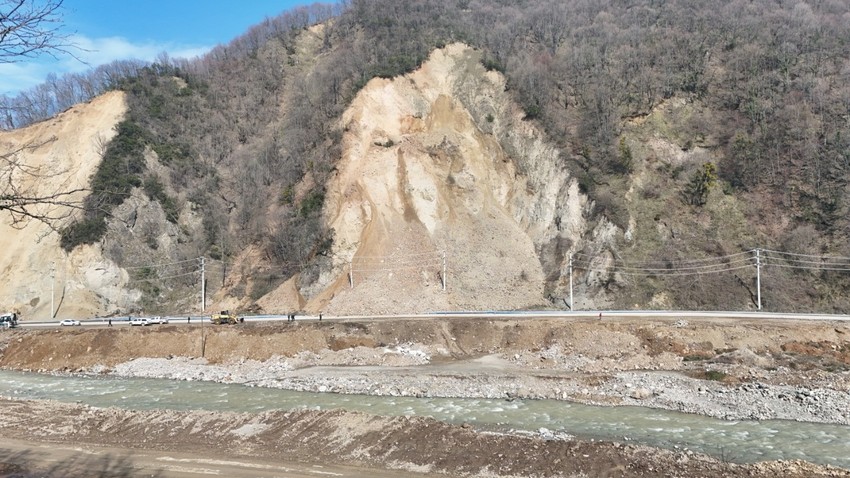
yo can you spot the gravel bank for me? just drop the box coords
[99,344,850,426]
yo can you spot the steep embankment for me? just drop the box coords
[263,44,601,315]
[0,92,130,320]
[3,317,848,383]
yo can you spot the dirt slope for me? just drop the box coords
[0,92,130,320]
[259,43,593,315]
[3,317,848,375]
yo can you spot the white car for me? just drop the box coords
[129,317,151,326]
[59,319,81,326]
[149,316,169,324]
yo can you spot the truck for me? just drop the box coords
[210,310,242,325]
[0,312,18,329]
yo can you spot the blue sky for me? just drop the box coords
[1,0,317,95]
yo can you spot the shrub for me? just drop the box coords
[299,189,325,218]
[615,137,634,174]
[704,370,728,381]
[60,119,149,250]
[143,175,179,223]
[683,162,717,206]
[522,101,541,120]
[60,217,107,250]
[482,57,505,73]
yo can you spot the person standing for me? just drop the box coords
[108,318,112,327]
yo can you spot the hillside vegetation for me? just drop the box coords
[3,0,849,315]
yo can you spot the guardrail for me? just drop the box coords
[11,310,850,329]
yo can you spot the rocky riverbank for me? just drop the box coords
[2,316,850,477]
[100,347,850,426]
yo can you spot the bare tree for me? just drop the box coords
[0,137,87,227]
[0,0,71,62]
[1,0,85,226]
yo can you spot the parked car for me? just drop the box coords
[129,317,150,326]
[148,316,169,325]
[59,319,81,326]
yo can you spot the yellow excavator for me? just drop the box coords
[210,310,242,325]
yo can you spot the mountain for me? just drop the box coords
[2,0,849,319]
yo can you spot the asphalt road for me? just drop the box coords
[15,309,850,329]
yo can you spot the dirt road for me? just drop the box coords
[0,436,407,478]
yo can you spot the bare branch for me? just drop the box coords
[0,0,71,63]
[0,136,87,229]
[0,1,93,229]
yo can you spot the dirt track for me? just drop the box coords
[1,316,849,477]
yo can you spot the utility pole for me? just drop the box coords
[441,250,447,291]
[50,262,55,319]
[569,254,574,311]
[755,249,762,311]
[200,256,205,313]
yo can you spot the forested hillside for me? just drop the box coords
[3,0,849,314]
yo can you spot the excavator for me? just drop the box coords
[210,310,243,325]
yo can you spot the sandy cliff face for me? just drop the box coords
[0,92,132,320]
[288,44,597,314]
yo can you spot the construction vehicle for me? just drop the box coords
[210,310,242,325]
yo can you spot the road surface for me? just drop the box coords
[14,309,850,329]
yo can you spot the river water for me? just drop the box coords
[1,370,848,469]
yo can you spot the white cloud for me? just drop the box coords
[1,35,213,96]
[67,34,211,69]
[0,62,49,96]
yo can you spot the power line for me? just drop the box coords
[126,270,200,283]
[579,264,755,277]
[761,263,850,272]
[761,248,850,261]
[572,257,754,273]
[352,250,444,260]
[122,257,201,270]
[572,250,751,268]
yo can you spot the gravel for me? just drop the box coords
[97,344,850,427]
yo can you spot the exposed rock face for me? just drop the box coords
[0,45,613,318]
[303,44,601,314]
[0,92,134,319]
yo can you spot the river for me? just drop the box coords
[1,370,848,469]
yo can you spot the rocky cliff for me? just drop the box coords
[257,44,609,315]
